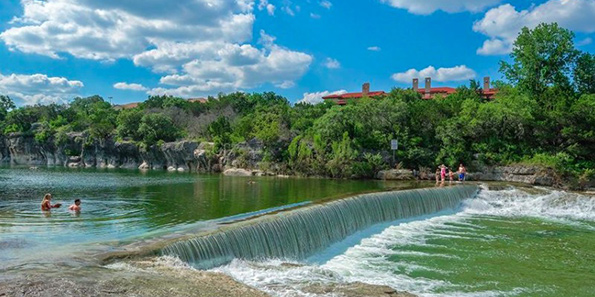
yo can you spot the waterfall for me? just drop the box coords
[161,185,479,269]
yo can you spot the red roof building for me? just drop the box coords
[322,83,386,105]
[414,77,497,100]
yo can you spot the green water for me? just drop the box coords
[388,216,595,296]
[213,187,595,297]
[0,167,412,270]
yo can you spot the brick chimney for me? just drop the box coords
[412,78,419,91]
[425,77,431,99]
[362,82,370,96]
[484,76,490,91]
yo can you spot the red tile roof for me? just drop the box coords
[323,91,386,100]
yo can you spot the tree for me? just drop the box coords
[574,52,595,95]
[138,113,180,146]
[116,109,143,140]
[0,95,15,123]
[500,23,578,98]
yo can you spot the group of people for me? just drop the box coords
[435,163,466,184]
[40,193,81,212]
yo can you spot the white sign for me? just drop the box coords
[391,139,398,150]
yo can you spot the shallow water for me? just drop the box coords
[214,186,595,297]
[0,167,410,271]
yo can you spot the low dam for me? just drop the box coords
[161,185,479,269]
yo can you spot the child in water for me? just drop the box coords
[40,194,61,211]
[69,199,81,211]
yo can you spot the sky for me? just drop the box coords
[0,0,593,106]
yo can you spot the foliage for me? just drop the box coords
[137,113,180,146]
[0,22,593,181]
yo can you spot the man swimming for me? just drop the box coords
[68,199,81,211]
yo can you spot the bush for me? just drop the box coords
[138,113,180,146]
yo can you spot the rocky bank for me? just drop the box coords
[0,133,269,174]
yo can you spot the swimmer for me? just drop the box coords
[41,194,61,211]
[69,199,81,211]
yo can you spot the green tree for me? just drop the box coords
[500,23,578,98]
[574,52,595,95]
[138,113,180,146]
[116,109,143,140]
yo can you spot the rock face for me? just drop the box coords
[467,165,560,187]
[0,133,221,173]
[377,169,414,180]
[0,133,276,175]
[223,168,255,176]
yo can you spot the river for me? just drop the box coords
[1,167,593,297]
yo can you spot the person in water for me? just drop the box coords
[41,194,61,211]
[440,164,446,182]
[458,163,467,182]
[69,199,81,211]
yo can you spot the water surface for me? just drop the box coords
[0,167,412,270]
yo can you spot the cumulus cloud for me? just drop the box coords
[1,1,315,98]
[258,0,276,15]
[367,46,381,51]
[474,0,595,55]
[391,65,476,83]
[147,35,313,96]
[577,37,593,46]
[113,82,147,91]
[381,0,500,15]
[319,1,332,9]
[323,58,341,69]
[0,73,84,105]
[298,90,347,105]
[1,0,254,60]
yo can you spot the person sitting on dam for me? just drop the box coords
[41,194,61,211]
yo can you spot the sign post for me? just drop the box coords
[391,139,398,167]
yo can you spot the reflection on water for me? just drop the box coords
[0,166,418,270]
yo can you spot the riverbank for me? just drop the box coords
[0,256,416,297]
[3,133,592,191]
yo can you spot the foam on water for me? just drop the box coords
[209,186,595,297]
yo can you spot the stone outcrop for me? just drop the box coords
[467,165,561,187]
[376,169,415,180]
[0,133,274,174]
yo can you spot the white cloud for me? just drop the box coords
[367,46,381,51]
[323,58,341,69]
[0,73,83,105]
[381,0,500,15]
[283,6,295,16]
[113,82,147,91]
[474,1,595,55]
[577,37,593,46]
[1,0,254,61]
[1,1,315,98]
[310,13,321,19]
[320,1,332,9]
[258,0,276,15]
[148,35,313,96]
[391,65,476,83]
[298,90,347,105]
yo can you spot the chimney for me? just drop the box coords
[484,76,490,91]
[362,82,370,96]
[425,77,431,99]
[412,78,419,91]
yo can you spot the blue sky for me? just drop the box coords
[0,0,593,105]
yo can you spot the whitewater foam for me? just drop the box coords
[211,186,595,297]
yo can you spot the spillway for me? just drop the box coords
[161,185,479,269]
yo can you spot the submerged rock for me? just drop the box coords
[303,282,417,297]
[224,168,254,176]
[377,169,414,180]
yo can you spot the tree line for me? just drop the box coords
[0,23,593,183]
